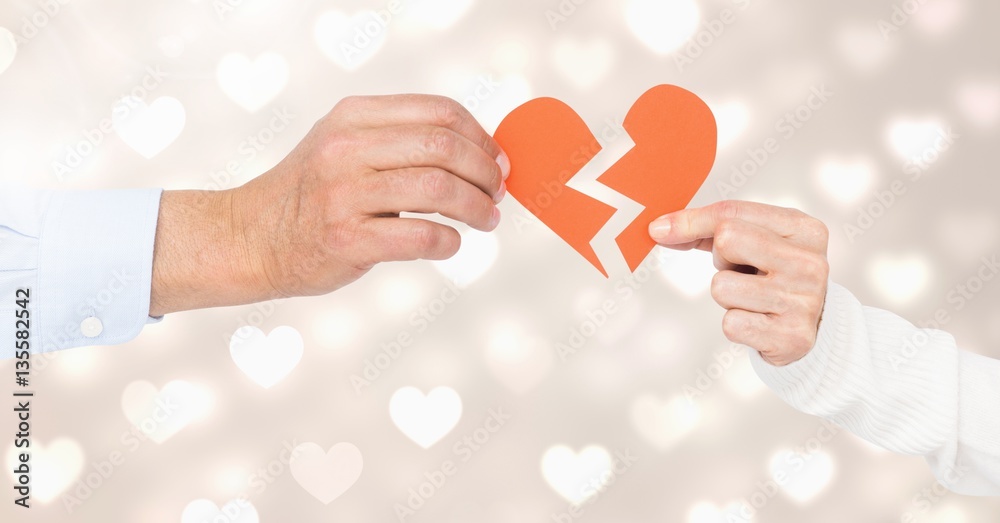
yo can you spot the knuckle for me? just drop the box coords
[770,292,791,314]
[775,293,799,316]
[806,294,825,316]
[469,194,494,228]
[714,220,739,252]
[811,219,830,242]
[710,271,729,302]
[431,97,464,128]
[721,311,744,342]
[715,200,742,221]
[799,252,830,282]
[324,220,363,253]
[487,163,502,193]
[320,130,354,162]
[421,169,454,201]
[411,222,442,253]
[423,127,456,157]
[333,95,363,114]
[413,223,460,258]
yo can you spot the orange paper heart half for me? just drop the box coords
[495,85,717,276]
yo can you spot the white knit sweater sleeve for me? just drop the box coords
[749,282,1000,496]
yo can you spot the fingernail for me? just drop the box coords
[497,151,511,180]
[649,216,672,241]
[494,181,507,204]
[489,206,502,230]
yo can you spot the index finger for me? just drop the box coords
[648,200,826,251]
[333,94,508,175]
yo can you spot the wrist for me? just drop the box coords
[226,176,290,302]
[150,187,280,316]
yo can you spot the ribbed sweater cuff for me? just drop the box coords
[749,281,850,400]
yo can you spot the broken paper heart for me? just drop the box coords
[494,85,717,276]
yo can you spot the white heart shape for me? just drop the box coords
[229,326,304,389]
[956,81,1000,128]
[113,96,186,159]
[0,27,17,76]
[389,386,462,448]
[552,38,614,91]
[688,500,754,523]
[625,0,700,54]
[217,52,289,112]
[887,118,947,161]
[630,394,700,451]
[290,442,364,504]
[709,100,750,149]
[314,10,388,71]
[816,157,876,205]
[432,229,498,288]
[401,0,476,30]
[121,380,213,444]
[658,249,715,297]
[541,445,613,505]
[868,253,931,305]
[484,322,554,395]
[769,450,835,503]
[6,438,84,503]
[181,499,259,523]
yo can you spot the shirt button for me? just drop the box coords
[81,317,104,338]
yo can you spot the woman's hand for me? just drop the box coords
[649,201,830,366]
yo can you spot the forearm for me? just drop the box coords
[149,187,278,316]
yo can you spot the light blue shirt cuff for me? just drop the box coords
[29,189,163,353]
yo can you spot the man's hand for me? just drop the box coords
[150,95,508,316]
[649,201,830,366]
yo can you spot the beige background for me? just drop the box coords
[2,0,1000,521]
